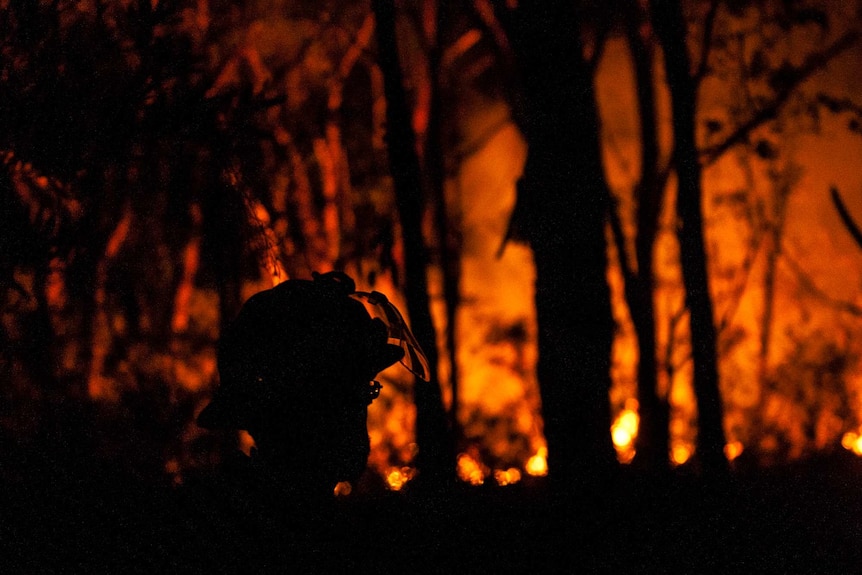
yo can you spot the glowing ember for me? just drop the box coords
[525,447,548,477]
[237,430,255,456]
[164,458,182,486]
[45,257,67,309]
[457,453,486,485]
[333,481,353,497]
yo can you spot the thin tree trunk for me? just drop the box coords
[649,0,729,476]
[371,0,455,488]
[758,172,792,383]
[625,9,670,473]
[426,0,462,440]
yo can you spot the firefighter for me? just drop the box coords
[196,270,428,498]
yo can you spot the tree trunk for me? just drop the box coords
[510,1,616,489]
[625,8,670,473]
[426,0,462,440]
[649,0,729,476]
[371,0,455,489]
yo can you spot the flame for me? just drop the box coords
[385,467,415,491]
[724,440,744,461]
[455,121,543,481]
[525,446,548,477]
[841,432,862,456]
[671,443,692,466]
[493,467,522,486]
[457,453,486,485]
[610,402,639,464]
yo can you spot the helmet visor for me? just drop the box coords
[351,291,431,381]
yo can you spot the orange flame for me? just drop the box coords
[385,467,416,491]
[610,401,640,464]
[724,441,744,462]
[493,467,522,486]
[457,453,486,485]
[841,432,862,456]
[671,444,692,466]
[525,446,548,477]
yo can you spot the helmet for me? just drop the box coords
[350,289,430,383]
[197,271,428,430]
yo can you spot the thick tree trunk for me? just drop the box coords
[371,0,455,488]
[511,1,616,489]
[649,0,729,476]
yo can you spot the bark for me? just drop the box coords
[510,1,616,488]
[649,0,729,476]
[371,0,455,488]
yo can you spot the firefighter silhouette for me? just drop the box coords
[197,271,429,496]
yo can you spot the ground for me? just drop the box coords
[2,444,861,573]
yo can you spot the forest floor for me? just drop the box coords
[2,442,862,573]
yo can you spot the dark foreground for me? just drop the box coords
[2,447,861,573]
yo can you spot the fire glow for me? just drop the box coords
[3,1,862,493]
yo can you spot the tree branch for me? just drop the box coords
[700,29,860,165]
[818,93,862,117]
[831,186,862,251]
[471,0,514,59]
